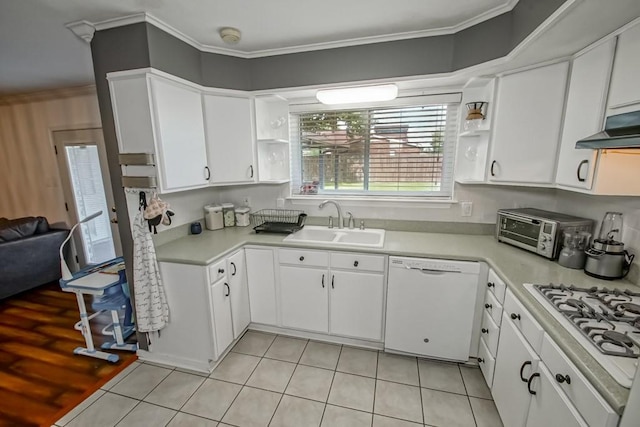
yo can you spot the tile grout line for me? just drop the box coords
[216,333,279,424]
[266,337,310,426]
[319,343,343,427]
[417,357,426,426]
[370,350,380,427]
[459,363,481,427]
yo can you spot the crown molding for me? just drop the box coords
[88,0,519,58]
[0,85,97,106]
[66,20,96,43]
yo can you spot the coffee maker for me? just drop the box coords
[584,212,635,280]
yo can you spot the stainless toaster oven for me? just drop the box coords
[496,208,594,259]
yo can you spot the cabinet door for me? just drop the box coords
[203,95,255,184]
[280,266,329,333]
[526,364,588,427]
[330,271,384,341]
[245,248,277,325]
[149,76,209,192]
[492,314,540,427]
[227,250,250,339]
[210,278,234,360]
[556,40,615,189]
[489,62,568,183]
[608,22,640,110]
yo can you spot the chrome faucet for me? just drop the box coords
[319,200,343,229]
[346,211,355,229]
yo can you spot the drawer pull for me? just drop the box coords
[477,357,484,363]
[511,313,521,320]
[555,373,571,384]
[487,282,495,288]
[520,360,532,382]
[485,303,492,309]
[218,268,225,274]
[299,256,304,261]
[354,260,359,267]
[481,328,489,334]
[527,372,540,395]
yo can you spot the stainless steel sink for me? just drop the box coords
[283,226,385,248]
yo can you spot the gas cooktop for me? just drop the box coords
[525,283,640,388]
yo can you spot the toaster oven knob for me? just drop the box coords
[541,236,548,242]
[540,244,546,251]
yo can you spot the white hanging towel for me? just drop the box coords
[132,210,169,332]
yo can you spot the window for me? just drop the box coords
[291,100,458,198]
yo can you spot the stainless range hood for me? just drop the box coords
[576,110,640,149]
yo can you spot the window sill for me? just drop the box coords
[287,195,456,208]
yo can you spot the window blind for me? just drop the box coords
[291,102,458,197]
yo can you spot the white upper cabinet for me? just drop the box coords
[607,21,640,112]
[555,40,615,189]
[489,62,569,184]
[108,71,210,193]
[203,94,256,184]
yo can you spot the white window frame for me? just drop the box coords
[289,93,461,201]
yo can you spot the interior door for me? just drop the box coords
[53,128,122,268]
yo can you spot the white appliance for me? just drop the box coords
[385,256,480,361]
[524,283,639,388]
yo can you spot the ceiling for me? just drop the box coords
[0,0,639,95]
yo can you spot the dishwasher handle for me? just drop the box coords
[403,265,461,274]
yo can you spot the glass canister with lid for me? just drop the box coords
[221,203,235,227]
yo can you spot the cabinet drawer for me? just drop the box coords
[503,290,544,353]
[480,309,500,357]
[279,249,329,267]
[540,334,618,427]
[487,269,506,303]
[484,290,503,326]
[208,259,227,283]
[477,338,496,389]
[330,252,385,272]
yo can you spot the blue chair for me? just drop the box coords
[90,270,137,352]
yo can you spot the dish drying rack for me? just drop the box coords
[251,209,307,234]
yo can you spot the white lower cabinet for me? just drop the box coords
[329,270,384,341]
[278,249,386,341]
[209,277,234,360]
[227,250,250,338]
[245,247,278,325]
[280,266,329,333]
[152,262,214,372]
[526,364,587,427]
[493,290,618,427]
[492,314,540,427]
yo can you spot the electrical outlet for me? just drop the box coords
[242,196,251,207]
[461,201,473,217]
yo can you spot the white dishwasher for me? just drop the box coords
[385,256,480,361]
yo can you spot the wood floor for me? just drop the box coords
[0,282,137,427]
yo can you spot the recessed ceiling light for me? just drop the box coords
[316,84,398,105]
[220,27,241,44]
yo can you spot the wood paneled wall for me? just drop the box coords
[0,87,101,225]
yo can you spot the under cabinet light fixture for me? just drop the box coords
[316,84,398,105]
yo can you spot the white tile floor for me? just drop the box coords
[54,331,503,427]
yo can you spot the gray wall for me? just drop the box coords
[90,24,152,348]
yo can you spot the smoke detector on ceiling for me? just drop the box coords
[220,27,241,44]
